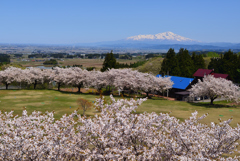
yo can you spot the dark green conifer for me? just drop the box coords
[101,50,117,72]
[160,48,180,76]
[191,52,205,71]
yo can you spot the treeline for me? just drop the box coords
[208,50,240,82]
[27,52,162,60]
[0,54,10,64]
[101,51,147,72]
[160,48,205,78]
[116,61,147,68]
[14,54,23,58]
[77,53,133,60]
[28,53,66,58]
[160,48,240,83]
[145,53,162,59]
[43,59,58,65]
[189,51,223,57]
[26,52,164,60]
[28,54,48,58]
[27,53,134,60]
[58,65,95,71]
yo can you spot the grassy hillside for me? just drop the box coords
[137,56,163,75]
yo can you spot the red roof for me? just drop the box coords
[193,69,213,77]
[211,73,229,79]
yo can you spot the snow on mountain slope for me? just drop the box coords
[126,31,197,42]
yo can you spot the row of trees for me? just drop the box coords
[0,67,173,96]
[161,48,240,83]
[208,50,240,82]
[115,60,146,69]
[160,48,205,77]
[0,96,239,160]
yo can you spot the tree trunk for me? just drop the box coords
[108,86,110,94]
[83,109,85,116]
[34,80,37,89]
[146,92,149,98]
[97,88,101,95]
[58,83,61,91]
[78,85,81,93]
[6,83,9,90]
[122,91,125,96]
[210,98,214,105]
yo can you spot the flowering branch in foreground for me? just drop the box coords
[0,96,239,160]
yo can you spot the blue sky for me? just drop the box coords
[0,0,240,44]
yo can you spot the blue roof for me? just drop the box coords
[156,74,194,90]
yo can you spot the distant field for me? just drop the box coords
[10,57,142,69]
[10,55,212,72]
[0,89,240,127]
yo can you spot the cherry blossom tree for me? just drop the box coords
[0,66,173,95]
[49,67,72,91]
[109,68,173,97]
[0,110,88,160]
[156,76,173,92]
[0,67,23,89]
[22,67,44,89]
[139,73,173,97]
[107,68,129,94]
[0,96,240,160]
[88,70,108,93]
[190,75,240,104]
[81,95,240,160]
[111,69,140,95]
[66,67,90,93]
[42,69,54,86]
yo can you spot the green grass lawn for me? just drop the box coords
[0,89,239,127]
[139,97,240,127]
[0,89,100,119]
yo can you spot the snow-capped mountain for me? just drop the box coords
[74,32,240,51]
[125,31,199,43]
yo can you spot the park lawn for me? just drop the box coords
[138,97,240,127]
[0,89,240,127]
[0,89,100,119]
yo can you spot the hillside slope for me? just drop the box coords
[136,56,211,75]
[137,57,163,75]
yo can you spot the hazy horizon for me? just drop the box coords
[1,0,240,44]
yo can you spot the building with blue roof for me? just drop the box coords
[156,75,194,90]
[156,74,195,100]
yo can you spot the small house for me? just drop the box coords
[193,69,231,80]
[156,75,194,100]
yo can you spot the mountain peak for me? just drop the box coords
[126,32,197,42]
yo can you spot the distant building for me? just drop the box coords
[193,69,231,80]
[156,74,194,101]
[157,69,231,101]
